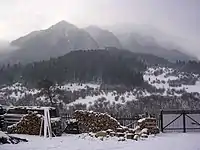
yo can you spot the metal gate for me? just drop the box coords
[160,110,200,132]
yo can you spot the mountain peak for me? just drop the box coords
[49,20,77,31]
[55,20,71,26]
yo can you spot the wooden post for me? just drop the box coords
[44,107,52,138]
[160,110,164,132]
[47,108,52,138]
[39,118,43,136]
[183,111,186,133]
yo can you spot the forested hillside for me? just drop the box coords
[175,60,200,74]
[0,49,153,87]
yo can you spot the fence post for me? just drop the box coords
[183,111,186,133]
[160,110,163,132]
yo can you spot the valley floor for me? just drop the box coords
[1,133,200,150]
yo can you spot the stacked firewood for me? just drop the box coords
[7,112,62,136]
[137,118,159,134]
[7,112,42,135]
[51,118,62,136]
[74,110,121,133]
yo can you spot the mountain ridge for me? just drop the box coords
[8,21,99,63]
[0,20,196,64]
[85,26,122,49]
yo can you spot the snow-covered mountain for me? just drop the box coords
[108,24,197,61]
[85,26,122,49]
[6,21,99,64]
[0,21,196,64]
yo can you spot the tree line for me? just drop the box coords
[0,49,147,88]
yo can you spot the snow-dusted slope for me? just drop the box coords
[0,83,39,101]
[144,67,200,95]
[68,91,138,107]
[0,83,101,106]
[59,83,100,92]
[0,67,200,108]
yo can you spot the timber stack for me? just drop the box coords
[7,112,42,135]
[7,112,62,136]
[137,118,159,134]
[74,110,121,133]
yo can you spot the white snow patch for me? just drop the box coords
[0,131,9,139]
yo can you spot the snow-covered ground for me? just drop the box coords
[59,83,100,91]
[1,67,200,107]
[68,91,138,107]
[144,67,200,94]
[1,133,200,150]
[0,83,40,101]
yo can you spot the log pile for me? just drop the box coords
[74,110,121,133]
[72,111,160,141]
[7,112,42,135]
[51,118,62,136]
[64,119,80,134]
[137,118,159,134]
[7,112,62,136]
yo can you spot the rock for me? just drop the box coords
[88,132,95,137]
[126,133,134,139]
[99,137,104,141]
[116,132,125,137]
[109,132,116,137]
[141,133,148,138]
[133,134,139,141]
[95,131,107,138]
[118,137,126,141]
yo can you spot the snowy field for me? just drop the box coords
[1,133,200,150]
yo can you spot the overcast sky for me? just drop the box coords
[0,0,199,56]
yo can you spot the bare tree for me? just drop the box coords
[38,79,54,106]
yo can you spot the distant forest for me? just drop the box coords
[0,48,199,88]
[0,49,148,87]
